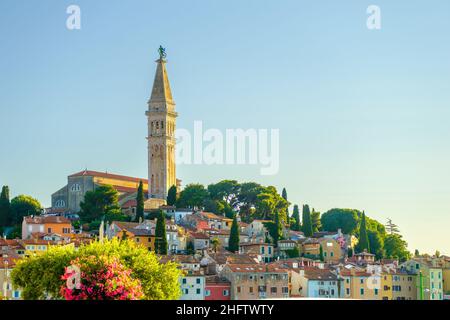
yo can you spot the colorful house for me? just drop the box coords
[205,276,231,300]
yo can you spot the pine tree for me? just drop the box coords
[167,185,177,206]
[302,204,313,237]
[311,208,322,233]
[357,211,370,253]
[155,210,168,255]
[135,181,145,222]
[292,204,300,231]
[0,186,11,228]
[228,214,240,253]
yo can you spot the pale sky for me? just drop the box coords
[0,0,449,254]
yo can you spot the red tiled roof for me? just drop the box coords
[24,215,71,225]
[70,170,146,184]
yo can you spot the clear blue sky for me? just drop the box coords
[0,0,449,254]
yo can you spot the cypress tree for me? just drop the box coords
[135,181,145,222]
[319,245,324,261]
[167,185,177,206]
[292,204,300,231]
[281,188,289,226]
[228,214,240,252]
[358,211,370,253]
[186,240,195,255]
[302,204,313,237]
[0,186,11,228]
[273,210,283,247]
[155,210,168,255]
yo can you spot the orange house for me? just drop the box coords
[22,216,73,239]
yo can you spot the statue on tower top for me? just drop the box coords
[158,45,167,60]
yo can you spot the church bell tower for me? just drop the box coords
[146,46,177,200]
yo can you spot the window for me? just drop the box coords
[223,290,229,296]
[196,278,201,284]
[374,289,378,295]
[237,286,241,293]
[360,278,364,284]
[47,227,52,233]
[346,288,350,295]
[330,252,334,257]
[196,289,201,295]
[268,247,272,254]
[182,278,187,284]
[205,290,211,297]
[271,287,277,294]
[184,289,189,294]
[360,288,364,295]
[331,289,335,295]
[261,247,265,254]
[55,200,66,208]
[249,287,253,294]
[71,184,81,192]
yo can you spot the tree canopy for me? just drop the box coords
[11,238,182,300]
[10,194,42,225]
[79,185,121,223]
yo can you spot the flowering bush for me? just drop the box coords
[60,255,144,300]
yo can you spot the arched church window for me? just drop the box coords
[70,184,81,192]
[55,200,66,208]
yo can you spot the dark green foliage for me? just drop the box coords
[319,245,324,261]
[79,185,121,223]
[285,246,300,258]
[273,211,283,247]
[176,184,209,208]
[291,204,301,231]
[357,212,370,253]
[167,185,177,206]
[10,195,42,225]
[320,208,360,235]
[155,210,168,255]
[186,241,195,255]
[302,205,313,237]
[311,209,321,233]
[368,229,385,259]
[228,214,240,252]
[0,186,11,227]
[135,181,145,222]
[384,234,411,262]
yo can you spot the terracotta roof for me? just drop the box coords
[128,228,154,237]
[199,212,232,221]
[22,239,54,245]
[227,263,288,274]
[303,267,339,280]
[205,275,231,285]
[24,215,71,225]
[189,232,210,240]
[69,170,146,184]
[112,221,139,230]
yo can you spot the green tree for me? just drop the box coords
[311,209,322,233]
[79,185,121,223]
[10,195,42,225]
[211,237,220,253]
[135,181,145,222]
[414,249,420,257]
[273,210,283,247]
[320,208,360,235]
[285,246,300,258]
[0,186,11,227]
[302,205,313,237]
[291,204,301,231]
[384,234,411,262]
[357,212,370,253]
[167,185,177,206]
[176,184,208,208]
[228,214,240,253]
[155,210,168,255]
[281,188,289,224]
[319,245,324,262]
[11,238,182,300]
[186,240,195,255]
[368,230,384,259]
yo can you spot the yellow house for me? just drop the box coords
[341,269,382,300]
[21,239,53,254]
[117,228,157,251]
[319,238,341,263]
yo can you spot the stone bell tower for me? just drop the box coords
[146,46,177,200]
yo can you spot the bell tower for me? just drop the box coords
[146,46,177,200]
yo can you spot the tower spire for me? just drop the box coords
[146,46,177,201]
